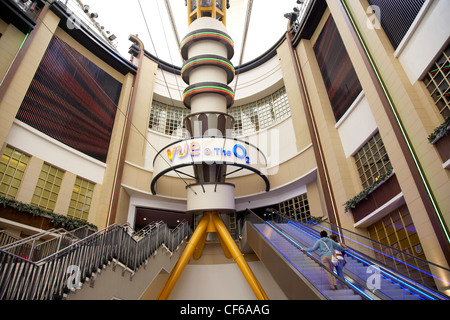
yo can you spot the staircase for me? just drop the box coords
[0,221,191,300]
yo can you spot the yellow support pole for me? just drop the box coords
[193,231,207,260]
[216,230,233,259]
[211,213,269,300]
[157,211,268,300]
[156,213,209,300]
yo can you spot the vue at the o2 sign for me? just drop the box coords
[151,137,270,194]
[167,140,251,165]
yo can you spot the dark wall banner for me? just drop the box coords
[16,35,122,163]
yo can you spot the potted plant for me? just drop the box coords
[428,117,450,163]
[344,168,395,213]
[0,195,97,231]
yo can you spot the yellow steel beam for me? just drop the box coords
[211,213,268,300]
[156,211,268,300]
[193,231,208,260]
[156,213,209,300]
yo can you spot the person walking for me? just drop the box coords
[329,233,347,287]
[300,231,347,290]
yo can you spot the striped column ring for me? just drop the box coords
[183,82,235,109]
[180,29,235,60]
[181,55,235,84]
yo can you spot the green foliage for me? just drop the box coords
[0,195,97,230]
[308,216,324,224]
[343,169,394,213]
[428,116,450,143]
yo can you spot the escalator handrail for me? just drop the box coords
[288,213,450,274]
[265,220,377,300]
[247,212,372,300]
[275,214,450,300]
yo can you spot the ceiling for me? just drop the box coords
[135,207,193,229]
[68,0,303,67]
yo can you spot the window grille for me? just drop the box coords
[354,132,393,189]
[0,146,30,199]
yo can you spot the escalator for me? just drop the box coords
[246,210,450,300]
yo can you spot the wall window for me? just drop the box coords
[31,163,64,212]
[149,101,189,137]
[230,87,291,135]
[423,45,450,118]
[67,177,95,221]
[278,194,310,223]
[313,15,362,122]
[354,132,393,189]
[367,0,426,50]
[367,205,434,288]
[149,87,291,137]
[0,146,30,199]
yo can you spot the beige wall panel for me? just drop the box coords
[53,172,76,217]
[0,23,27,83]
[15,157,43,204]
[95,74,135,228]
[276,41,311,152]
[121,163,154,194]
[327,0,449,267]
[0,11,60,147]
[115,187,131,226]
[305,180,325,219]
[294,38,357,224]
[90,183,103,227]
[125,57,158,167]
[121,162,191,200]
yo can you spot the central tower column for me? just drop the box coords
[155,1,268,300]
[181,11,236,216]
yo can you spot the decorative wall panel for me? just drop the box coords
[314,16,362,122]
[368,0,425,49]
[16,36,122,163]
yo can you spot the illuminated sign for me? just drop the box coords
[151,137,270,194]
[166,140,251,165]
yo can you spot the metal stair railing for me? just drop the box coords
[163,220,192,252]
[0,220,191,300]
[0,231,21,248]
[0,226,95,263]
[0,228,70,261]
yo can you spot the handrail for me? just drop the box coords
[246,210,371,300]
[0,225,95,262]
[0,230,21,248]
[0,228,67,250]
[0,220,191,299]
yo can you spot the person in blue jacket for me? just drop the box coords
[300,231,347,290]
